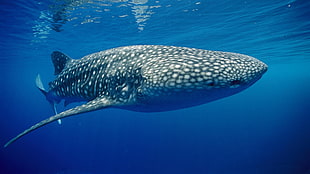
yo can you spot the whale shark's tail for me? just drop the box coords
[4,95,115,148]
[35,74,61,124]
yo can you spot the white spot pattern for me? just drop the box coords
[47,45,267,108]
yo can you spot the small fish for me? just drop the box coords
[4,45,267,147]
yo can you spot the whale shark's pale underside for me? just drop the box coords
[4,45,267,147]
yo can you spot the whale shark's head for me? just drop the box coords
[131,49,268,112]
[208,51,268,90]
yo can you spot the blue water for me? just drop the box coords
[1,0,310,174]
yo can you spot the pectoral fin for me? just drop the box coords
[36,74,61,124]
[4,96,118,148]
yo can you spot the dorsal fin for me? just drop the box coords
[51,51,72,75]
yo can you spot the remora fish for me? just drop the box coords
[4,45,267,147]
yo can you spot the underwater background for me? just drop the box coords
[1,0,310,174]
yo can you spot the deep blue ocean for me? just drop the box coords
[1,0,310,174]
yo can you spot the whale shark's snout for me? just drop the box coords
[221,53,268,89]
[247,58,268,85]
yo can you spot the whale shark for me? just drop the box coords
[4,45,267,147]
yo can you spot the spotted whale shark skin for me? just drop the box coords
[4,45,267,147]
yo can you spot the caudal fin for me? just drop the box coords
[4,96,114,148]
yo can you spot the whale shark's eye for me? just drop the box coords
[207,82,215,86]
[230,80,241,86]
